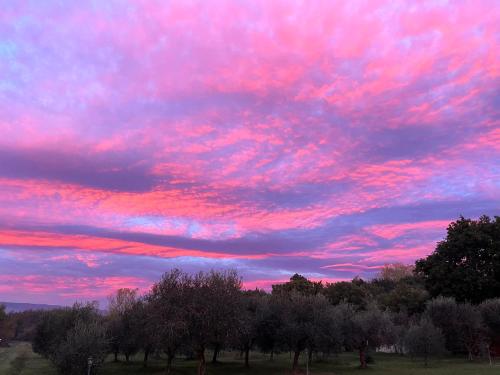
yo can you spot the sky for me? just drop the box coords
[0,0,499,306]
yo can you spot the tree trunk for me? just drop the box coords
[143,347,150,367]
[270,350,274,361]
[292,350,301,374]
[212,344,220,364]
[308,349,313,366]
[125,353,130,362]
[114,351,118,362]
[359,347,367,369]
[166,351,174,375]
[197,349,206,375]
[244,347,250,368]
[467,348,473,361]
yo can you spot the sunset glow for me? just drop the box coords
[0,0,499,305]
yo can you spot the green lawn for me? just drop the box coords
[1,342,499,375]
[0,342,55,375]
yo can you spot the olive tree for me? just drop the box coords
[480,298,500,357]
[183,270,242,375]
[424,297,461,353]
[147,269,189,374]
[405,318,446,366]
[107,288,140,362]
[0,304,7,343]
[306,296,343,363]
[126,299,158,367]
[205,271,242,364]
[274,292,342,374]
[344,304,394,368]
[254,295,281,360]
[233,290,267,368]
[33,302,108,375]
[52,320,108,375]
[456,303,485,360]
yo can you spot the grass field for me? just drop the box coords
[2,342,500,375]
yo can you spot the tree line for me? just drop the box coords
[0,215,498,375]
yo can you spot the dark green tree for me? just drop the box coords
[377,282,429,315]
[415,215,500,303]
[272,274,323,295]
[371,264,429,315]
[323,278,370,309]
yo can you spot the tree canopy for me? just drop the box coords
[5,215,500,374]
[415,215,500,303]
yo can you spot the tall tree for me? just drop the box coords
[205,271,242,364]
[254,295,281,360]
[127,299,157,367]
[306,297,343,363]
[147,269,189,374]
[234,290,267,368]
[274,292,342,374]
[183,270,242,375]
[415,215,500,303]
[107,288,140,362]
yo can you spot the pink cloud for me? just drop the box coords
[367,220,450,240]
[0,0,498,304]
[0,229,270,260]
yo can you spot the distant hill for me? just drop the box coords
[0,302,65,313]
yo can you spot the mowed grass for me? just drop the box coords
[0,342,55,375]
[2,342,500,375]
